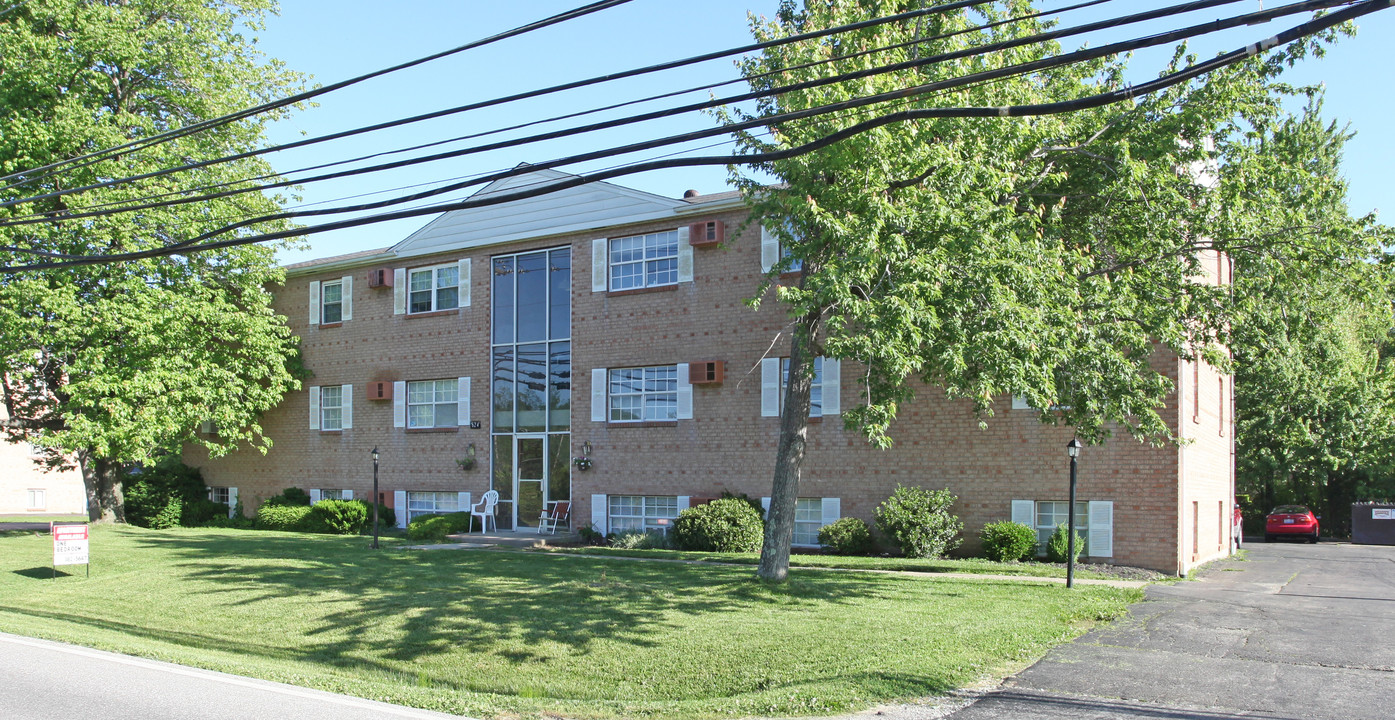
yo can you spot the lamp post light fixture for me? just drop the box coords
[1066,438,1082,588]
[371,446,380,550]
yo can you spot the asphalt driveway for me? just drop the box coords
[946,541,1395,720]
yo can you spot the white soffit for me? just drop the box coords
[390,168,685,259]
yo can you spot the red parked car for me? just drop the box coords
[1265,505,1320,543]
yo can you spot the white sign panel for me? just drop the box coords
[52,524,89,566]
[1373,509,1394,520]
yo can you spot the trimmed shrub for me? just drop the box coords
[980,521,1037,562]
[355,500,396,530]
[1046,523,1085,563]
[818,517,876,555]
[255,503,313,532]
[306,499,368,535]
[719,490,766,520]
[262,487,312,507]
[407,512,475,543]
[874,485,963,559]
[672,497,763,552]
[181,499,228,527]
[122,458,210,528]
[608,530,673,550]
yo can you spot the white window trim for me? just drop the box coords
[407,263,461,314]
[406,491,459,523]
[607,495,679,534]
[320,385,344,431]
[209,486,232,506]
[26,488,45,510]
[608,230,680,292]
[607,366,679,423]
[1032,500,1089,557]
[320,279,344,324]
[407,379,458,429]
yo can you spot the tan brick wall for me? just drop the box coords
[0,406,86,515]
[187,208,1231,574]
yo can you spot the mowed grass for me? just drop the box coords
[0,526,1141,719]
[0,514,86,524]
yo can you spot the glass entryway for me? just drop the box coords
[491,247,571,530]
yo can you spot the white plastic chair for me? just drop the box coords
[470,489,499,534]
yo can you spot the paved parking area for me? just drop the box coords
[944,541,1395,719]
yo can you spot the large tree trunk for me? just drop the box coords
[78,449,124,523]
[757,309,824,581]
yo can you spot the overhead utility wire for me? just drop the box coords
[2,0,1255,234]
[0,0,1127,225]
[4,0,1375,272]
[0,0,1017,209]
[0,0,1120,224]
[0,0,639,192]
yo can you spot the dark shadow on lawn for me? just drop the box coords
[12,567,72,579]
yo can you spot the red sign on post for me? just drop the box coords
[52,523,90,576]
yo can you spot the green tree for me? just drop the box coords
[1228,102,1395,533]
[724,1,1356,579]
[0,0,306,522]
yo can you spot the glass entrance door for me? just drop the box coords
[515,435,546,529]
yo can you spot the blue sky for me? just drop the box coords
[252,1,1394,264]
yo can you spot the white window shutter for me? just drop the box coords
[309,386,321,430]
[676,363,692,420]
[308,281,321,326]
[591,238,608,293]
[1012,500,1034,526]
[1089,501,1114,558]
[340,384,353,429]
[458,258,472,307]
[760,226,779,273]
[394,491,408,528]
[457,377,471,426]
[821,497,841,527]
[393,269,407,314]
[760,358,779,417]
[310,489,321,504]
[677,496,690,513]
[591,368,607,422]
[761,496,772,518]
[227,487,238,517]
[341,275,353,321]
[458,492,472,514]
[676,226,694,282]
[591,494,608,535]
[822,357,841,416]
[343,489,354,500]
[392,381,406,428]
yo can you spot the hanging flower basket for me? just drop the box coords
[573,456,593,471]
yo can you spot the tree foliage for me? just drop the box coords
[0,0,306,521]
[722,0,1359,578]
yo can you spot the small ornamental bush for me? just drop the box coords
[255,503,313,532]
[672,497,764,552]
[608,530,674,550]
[980,521,1037,562]
[263,487,312,507]
[407,512,475,542]
[306,499,368,535]
[148,496,183,530]
[355,500,395,530]
[1046,523,1086,563]
[818,517,877,555]
[578,526,606,545]
[874,485,963,559]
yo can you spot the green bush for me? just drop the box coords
[121,458,210,528]
[719,490,766,520]
[818,517,876,555]
[355,500,396,530]
[407,512,476,542]
[1046,523,1085,563]
[306,499,368,535]
[255,503,313,532]
[608,530,674,550]
[578,526,606,545]
[148,496,183,530]
[263,487,311,507]
[874,485,963,559]
[672,498,763,552]
[980,521,1037,562]
[181,499,228,527]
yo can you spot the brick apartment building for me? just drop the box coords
[185,169,1236,575]
[0,404,86,516]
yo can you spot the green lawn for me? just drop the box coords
[0,526,1141,719]
[0,514,86,524]
[540,546,1120,579]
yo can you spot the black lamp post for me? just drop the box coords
[371,446,380,550]
[1066,438,1082,588]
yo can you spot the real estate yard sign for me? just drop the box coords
[51,523,89,578]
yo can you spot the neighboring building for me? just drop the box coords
[185,169,1236,575]
[0,404,86,515]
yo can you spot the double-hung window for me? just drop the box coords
[408,379,458,428]
[608,495,679,534]
[209,487,231,506]
[780,357,823,417]
[319,489,345,501]
[609,230,678,291]
[1035,501,1088,555]
[406,491,458,522]
[608,366,677,422]
[409,264,460,314]
[320,385,344,431]
[26,488,45,510]
[793,498,823,546]
[780,238,803,273]
[320,280,343,324]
